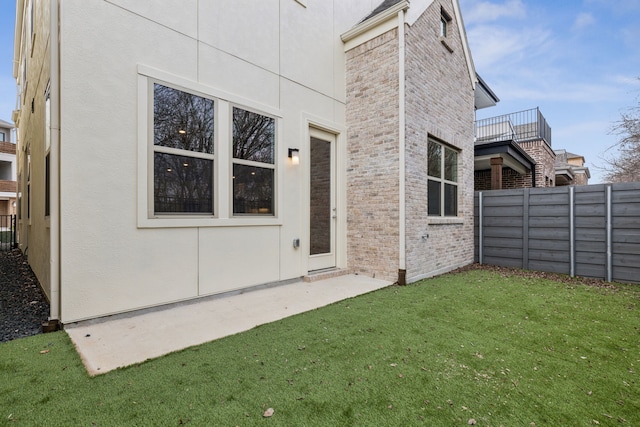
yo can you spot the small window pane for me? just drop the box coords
[233,164,274,215]
[444,148,457,182]
[428,179,441,216]
[444,183,457,216]
[154,84,214,154]
[233,108,275,164]
[428,141,441,178]
[154,152,213,213]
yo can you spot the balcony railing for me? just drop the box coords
[475,107,552,147]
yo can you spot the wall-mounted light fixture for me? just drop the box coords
[288,148,300,165]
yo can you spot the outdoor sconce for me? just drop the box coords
[288,148,300,165]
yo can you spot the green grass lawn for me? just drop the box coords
[1,268,639,426]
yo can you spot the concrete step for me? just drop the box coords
[303,268,350,282]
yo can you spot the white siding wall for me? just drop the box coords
[58,0,380,322]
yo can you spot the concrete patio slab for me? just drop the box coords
[65,274,392,375]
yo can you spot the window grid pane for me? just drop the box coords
[444,183,458,216]
[154,152,213,214]
[233,164,274,215]
[427,141,441,178]
[153,84,214,154]
[444,148,457,182]
[233,107,275,164]
[428,179,441,216]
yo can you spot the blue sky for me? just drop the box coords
[459,0,640,183]
[1,1,638,182]
[0,1,16,130]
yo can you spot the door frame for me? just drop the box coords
[307,127,336,271]
[303,120,346,274]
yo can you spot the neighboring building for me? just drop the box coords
[0,119,17,216]
[474,108,556,191]
[554,149,590,186]
[14,0,485,324]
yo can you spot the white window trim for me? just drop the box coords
[136,65,283,228]
[427,138,459,218]
[149,79,218,218]
[230,104,278,218]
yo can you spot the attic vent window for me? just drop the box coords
[439,8,454,53]
[440,8,452,38]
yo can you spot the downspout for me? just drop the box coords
[48,0,61,326]
[397,9,407,285]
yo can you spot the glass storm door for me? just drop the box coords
[308,129,336,271]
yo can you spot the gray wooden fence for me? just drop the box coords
[474,182,640,284]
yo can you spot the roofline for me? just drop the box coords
[341,1,409,43]
[475,140,536,170]
[0,119,15,128]
[476,74,499,103]
[451,0,476,90]
[343,0,476,90]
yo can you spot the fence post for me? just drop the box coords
[479,192,483,264]
[12,215,17,249]
[522,188,529,270]
[606,185,612,282]
[569,186,575,277]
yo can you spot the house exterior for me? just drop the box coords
[554,149,590,186]
[14,0,484,324]
[0,119,17,216]
[474,108,556,191]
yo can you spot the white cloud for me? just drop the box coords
[467,25,552,71]
[572,12,595,31]
[462,0,526,25]
[609,75,640,87]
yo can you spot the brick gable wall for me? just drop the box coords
[345,28,400,281]
[403,0,475,280]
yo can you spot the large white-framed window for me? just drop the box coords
[151,81,216,215]
[138,66,282,227]
[427,138,458,217]
[231,106,276,216]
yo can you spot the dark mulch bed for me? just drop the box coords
[0,249,50,343]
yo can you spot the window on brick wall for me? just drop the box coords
[440,8,452,38]
[427,138,458,217]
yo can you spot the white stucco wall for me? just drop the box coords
[57,0,382,322]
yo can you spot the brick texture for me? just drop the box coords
[345,28,400,282]
[0,142,16,155]
[403,0,476,281]
[519,139,556,187]
[345,1,476,283]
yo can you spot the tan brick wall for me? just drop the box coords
[475,168,534,191]
[0,180,17,193]
[518,139,556,187]
[345,28,400,282]
[403,0,476,281]
[573,171,589,186]
[0,142,16,155]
